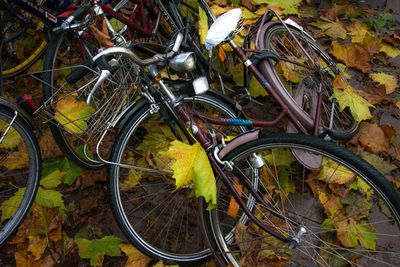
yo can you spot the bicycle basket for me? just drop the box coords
[42,52,140,159]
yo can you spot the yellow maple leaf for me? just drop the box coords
[0,121,22,149]
[311,18,347,39]
[369,72,398,94]
[198,5,208,45]
[54,95,95,134]
[379,43,400,58]
[159,141,216,209]
[317,158,356,184]
[119,243,152,267]
[333,85,374,122]
[396,102,400,110]
[346,20,372,43]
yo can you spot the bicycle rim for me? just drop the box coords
[1,10,48,78]
[0,106,41,245]
[108,94,246,264]
[204,134,400,266]
[263,25,359,140]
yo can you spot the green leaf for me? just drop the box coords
[42,157,82,186]
[0,187,25,222]
[159,141,216,209]
[230,0,240,6]
[40,170,64,189]
[355,223,377,250]
[35,187,66,211]
[75,236,122,267]
[370,13,395,30]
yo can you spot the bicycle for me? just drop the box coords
[0,72,41,247]
[155,1,359,140]
[101,10,399,265]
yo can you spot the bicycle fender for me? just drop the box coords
[114,98,150,129]
[0,97,41,137]
[218,129,260,159]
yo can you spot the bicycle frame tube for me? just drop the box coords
[98,0,157,38]
[12,0,63,26]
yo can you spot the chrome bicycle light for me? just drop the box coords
[169,52,195,72]
[192,76,209,95]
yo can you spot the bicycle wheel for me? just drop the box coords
[202,134,400,266]
[262,24,359,140]
[107,93,246,264]
[1,8,47,78]
[0,105,41,245]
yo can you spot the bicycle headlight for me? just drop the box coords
[169,52,196,72]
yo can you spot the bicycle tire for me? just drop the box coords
[262,24,359,140]
[1,8,48,78]
[42,31,104,170]
[201,133,400,266]
[107,93,247,264]
[0,105,41,245]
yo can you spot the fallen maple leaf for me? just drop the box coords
[346,20,373,43]
[159,141,216,209]
[359,123,391,153]
[379,43,400,58]
[54,95,95,134]
[333,85,374,122]
[369,72,398,94]
[331,41,372,72]
[311,18,347,39]
[361,85,392,105]
[119,243,152,267]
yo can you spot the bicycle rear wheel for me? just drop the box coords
[0,105,41,245]
[202,134,400,266]
[261,24,359,140]
[1,8,47,78]
[108,93,246,264]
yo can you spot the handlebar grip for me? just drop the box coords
[65,58,95,84]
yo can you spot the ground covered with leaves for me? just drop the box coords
[1,0,400,266]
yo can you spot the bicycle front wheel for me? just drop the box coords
[108,93,246,264]
[202,134,400,266]
[262,24,359,140]
[0,105,41,245]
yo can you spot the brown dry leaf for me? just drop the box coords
[119,243,152,267]
[333,74,347,89]
[331,41,372,72]
[369,72,398,94]
[14,251,28,267]
[27,236,47,260]
[325,6,343,20]
[363,36,382,56]
[81,168,107,189]
[361,85,392,105]
[38,131,63,159]
[210,5,229,17]
[89,17,114,48]
[359,123,391,153]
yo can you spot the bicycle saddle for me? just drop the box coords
[205,8,242,50]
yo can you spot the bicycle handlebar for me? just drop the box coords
[66,33,184,84]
